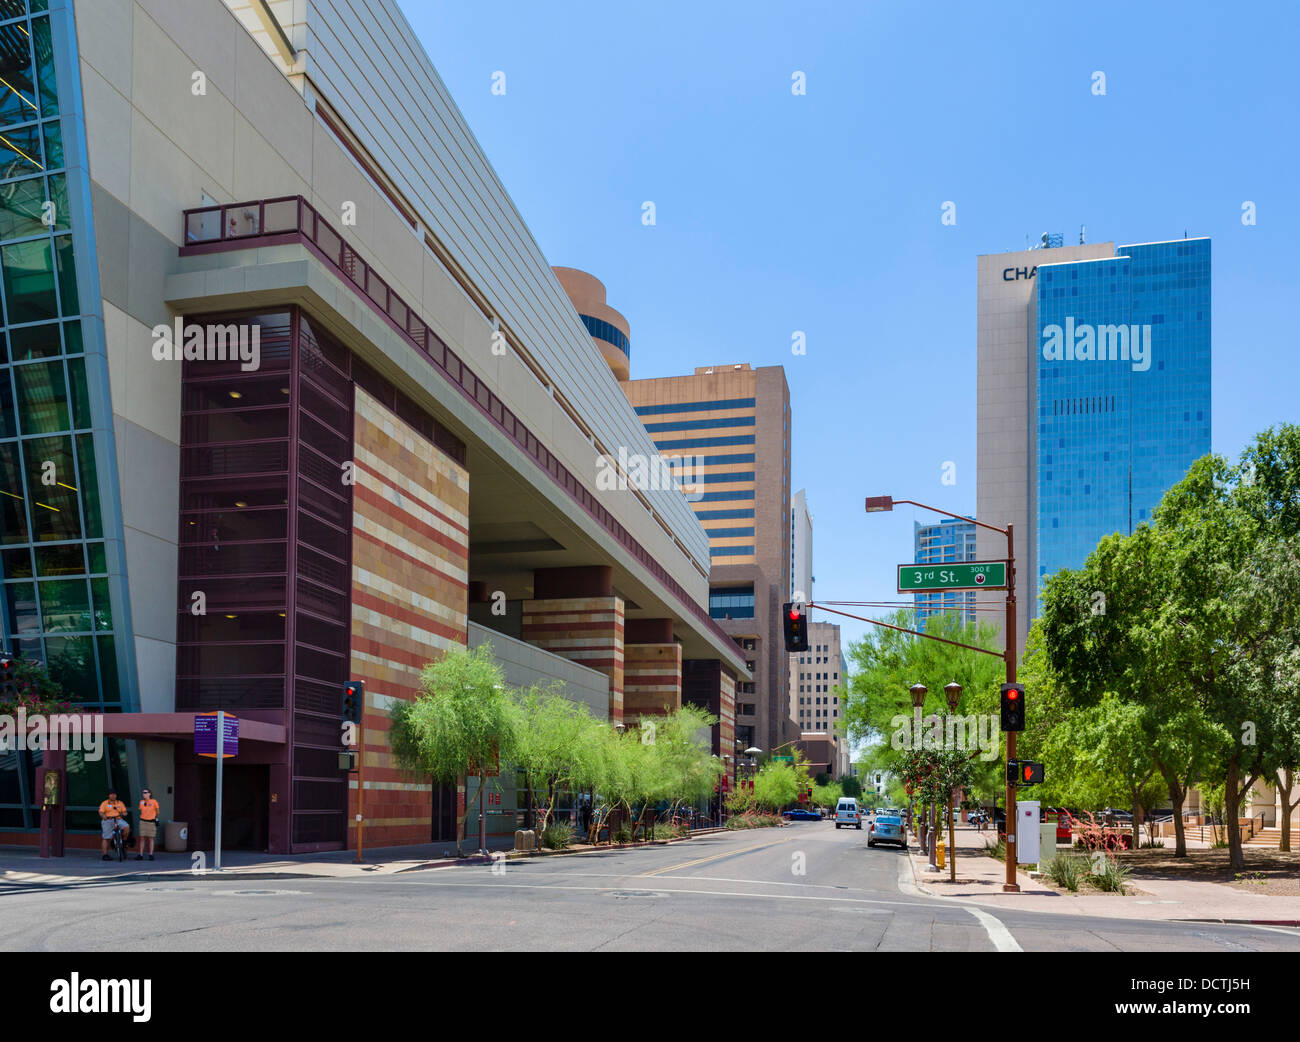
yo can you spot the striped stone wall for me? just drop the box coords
[720,669,736,771]
[623,643,682,725]
[349,387,469,848]
[520,597,625,723]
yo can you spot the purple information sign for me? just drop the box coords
[194,713,239,758]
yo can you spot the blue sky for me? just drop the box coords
[399,0,1299,652]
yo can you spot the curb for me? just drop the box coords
[1174,918,1300,927]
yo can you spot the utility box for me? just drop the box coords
[1016,801,1040,864]
[1038,823,1058,866]
[513,829,536,852]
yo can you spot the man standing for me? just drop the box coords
[136,788,160,861]
[99,789,129,861]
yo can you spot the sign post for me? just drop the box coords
[195,712,238,871]
[215,711,225,871]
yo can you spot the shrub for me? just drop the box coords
[613,824,632,844]
[1090,856,1131,894]
[1140,840,1165,849]
[726,812,783,830]
[1047,854,1088,892]
[985,838,1007,862]
[540,822,573,850]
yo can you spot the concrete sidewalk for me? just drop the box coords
[0,843,472,886]
[903,825,1300,924]
[0,828,715,888]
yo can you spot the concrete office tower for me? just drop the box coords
[976,238,1211,655]
[618,362,798,755]
[793,621,849,777]
[0,0,747,854]
[913,518,977,630]
[790,489,813,605]
[791,621,844,729]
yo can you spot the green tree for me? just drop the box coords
[510,683,605,834]
[752,759,798,811]
[843,609,1005,806]
[389,643,519,854]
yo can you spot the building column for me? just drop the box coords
[683,659,737,777]
[522,566,625,724]
[624,619,682,729]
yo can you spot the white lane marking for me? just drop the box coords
[964,904,1023,952]
[387,879,932,908]
[895,839,1021,951]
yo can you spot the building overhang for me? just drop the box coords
[164,224,748,678]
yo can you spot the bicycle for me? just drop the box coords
[109,819,129,862]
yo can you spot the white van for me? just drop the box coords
[835,797,861,830]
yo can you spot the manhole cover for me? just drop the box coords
[607,889,661,899]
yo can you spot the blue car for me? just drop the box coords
[868,814,907,849]
[783,808,821,821]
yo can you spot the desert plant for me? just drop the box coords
[984,837,1007,862]
[1047,853,1088,892]
[540,822,573,850]
[725,812,783,830]
[1090,856,1131,894]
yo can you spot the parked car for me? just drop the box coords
[782,808,821,822]
[835,797,862,830]
[1045,808,1073,843]
[868,814,907,849]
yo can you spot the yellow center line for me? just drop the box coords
[641,835,794,877]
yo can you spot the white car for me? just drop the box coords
[835,797,862,830]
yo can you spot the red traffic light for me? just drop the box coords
[789,608,800,621]
[1007,689,1020,700]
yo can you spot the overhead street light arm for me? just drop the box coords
[864,495,1009,538]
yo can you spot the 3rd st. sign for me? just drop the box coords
[896,561,1007,593]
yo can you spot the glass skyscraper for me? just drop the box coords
[1034,238,1211,589]
[913,518,977,630]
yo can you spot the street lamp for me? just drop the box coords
[866,493,1020,893]
[943,681,962,882]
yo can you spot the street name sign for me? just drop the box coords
[896,561,1007,593]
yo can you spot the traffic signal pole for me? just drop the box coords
[1003,524,1019,893]
[858,495,1022,892]
[356,716,365,864]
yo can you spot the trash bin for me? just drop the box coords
[163,820,188,852]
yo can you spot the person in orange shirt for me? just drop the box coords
[136,788,160,861]
[98,789,130,860]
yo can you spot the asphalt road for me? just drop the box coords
[4,823,1300,952]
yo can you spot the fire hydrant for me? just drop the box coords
[936,836,946,869]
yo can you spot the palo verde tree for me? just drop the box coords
[388,642,519,854]
[509,683,606,835]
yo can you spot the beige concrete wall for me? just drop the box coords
[73,0,723,701]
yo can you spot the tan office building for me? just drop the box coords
[547,289,798,759]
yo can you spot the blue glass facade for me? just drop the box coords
[1035,238,1211,589]
[913,518,977,630]
[0,0,138,833]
